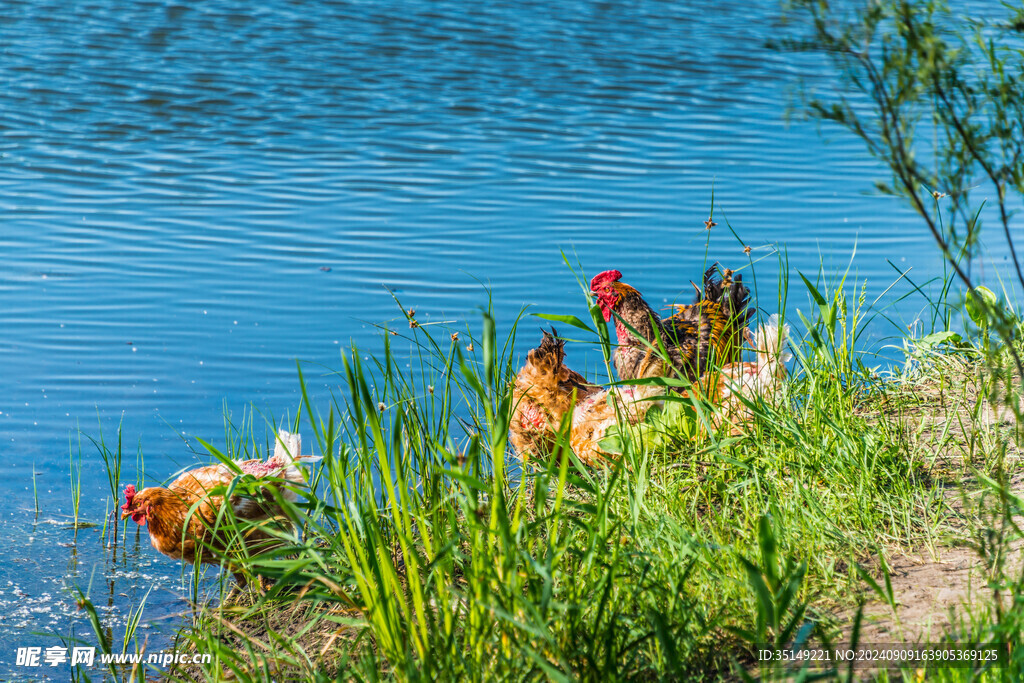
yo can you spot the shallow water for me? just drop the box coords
[0,0,1016,675]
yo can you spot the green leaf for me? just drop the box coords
[533,313,597,335]
[739,556,775,637]
[798,271,827,307]
[915,330,963,348]
[855,563,893,608]
[965,286,997,328]
[597,432,624,456]
[758,515,780,590]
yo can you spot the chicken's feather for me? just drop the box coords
[122,430,318,581]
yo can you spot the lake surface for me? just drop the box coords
[0,0,1013,675]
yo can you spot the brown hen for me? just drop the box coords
[120,430,319,584]
[509,328,601,458]
[509,329,662,465]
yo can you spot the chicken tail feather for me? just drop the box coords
[272,430,322,486]
[697,264,755,326]
[526,327,566,376]
[753,314,792,387]
[273,430,302,463]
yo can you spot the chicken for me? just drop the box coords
[510,315,790,463]
[590,265,755,385]
[120,430,319,584]
[510,329,662,465]
[509,328,601,458]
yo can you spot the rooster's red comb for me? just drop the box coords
[590,270,623,291]
[122,485,136,511]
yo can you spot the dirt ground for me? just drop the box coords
[845,355,1024,648]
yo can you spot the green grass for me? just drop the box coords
[73,263,1024,682]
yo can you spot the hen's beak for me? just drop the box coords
[120,508,132,520]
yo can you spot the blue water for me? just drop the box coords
[0,0,1015,675]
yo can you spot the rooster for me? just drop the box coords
[120,430,319,584]
[590,266,755,385]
